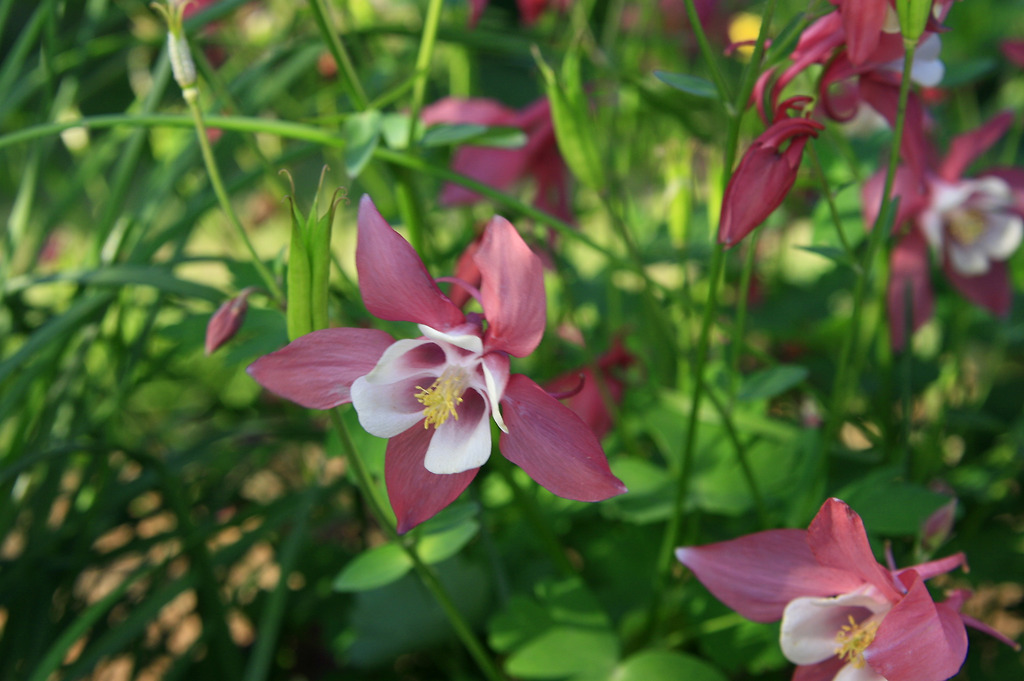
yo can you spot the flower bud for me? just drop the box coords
[205,288,255,355]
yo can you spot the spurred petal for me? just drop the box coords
[355,195,464,329]
[944,259,1012,316]
[385,425,478,533]
[887,231,934,351]
[840,0,889,65]
[940,112,1014,182]
[498,374,625,502]
[897,552,966,582]
[676,529,865,623]
[475,215,546,356]
[864,573,968,681]
[807,499,903,602]
[423,390,493,474]
[247,328,394,409]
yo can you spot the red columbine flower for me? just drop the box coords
[677,498,1016,681]
[421,96,572,223]
[248,195,625,532]
[718,98,823,247]
[864,112,1024,348]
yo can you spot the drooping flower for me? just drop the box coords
[718,97,823,247]
[676,498,1016,681]
[248,195,625,532]
[863,112,1024,348]
[421,96,572,223]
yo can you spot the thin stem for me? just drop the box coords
[307,0,368,111]
[729,230,760,396]
[405,0,444,149]
[820,41,918,479]
[680,0,732,105]
[327,409,505,681]
[644,242,725,642]
[807,139,855,258]
[184,93,285,304]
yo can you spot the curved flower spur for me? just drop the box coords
[248,195,626,532]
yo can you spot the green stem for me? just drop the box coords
[730,230,760,396]
[327,410,505,681]
[184,93,285,304]
[807,140,856,258]
[819,41,918,480]
[405,0,444,148]
[680,0,732,105]
[644,243,725,642]
[307,0,369,111]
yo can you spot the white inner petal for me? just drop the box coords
[423,391,492,473]
[419,323,484,353]
[780,590,890,666]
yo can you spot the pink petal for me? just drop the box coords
[498,374,626,502]
[839,0,889,65]
[858,77,933,181]
[421,97,518,127]
[467,0,489,27]
[440,145,534,206]
[1002,39,1024,68]
[887,231,934,351]
[676,529,865,623]
[792,658,846,681]
[385,425,479,533]
[247,327,395,409]
[862,165,927,233]
[475,216,546,356]
[517,0,551,24]
[940,112,1014,182]
[944,258,1012,316]
[864,573,968,681]
[355,195,464,329]
[806,499,903,603]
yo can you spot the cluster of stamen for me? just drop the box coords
[834,614,879,669]
[415,367,469,429]
[947,207,988,246]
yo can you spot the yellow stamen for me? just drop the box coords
[415,367,469,429]
[834,614,879,668]
[947,208,988,246]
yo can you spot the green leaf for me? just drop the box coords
[343,110,382,178]
[535,47,606,192]
[654,71,718,99]
[420,123,527,149]
[611,650,729,681]
[505,627,619,679]
[737,365,809,402]
[332,543,412,592]
[418,516,480,565]
[836,470,951,536]
[795,245,853,266]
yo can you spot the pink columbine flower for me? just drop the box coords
[718,97,824,247]
[864,112,1024,348]
[421,96,572,223]
[248,195,625,532]
[676,498,1016,681]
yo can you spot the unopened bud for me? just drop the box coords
[206,288,256,355]
[921,497,957,554]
